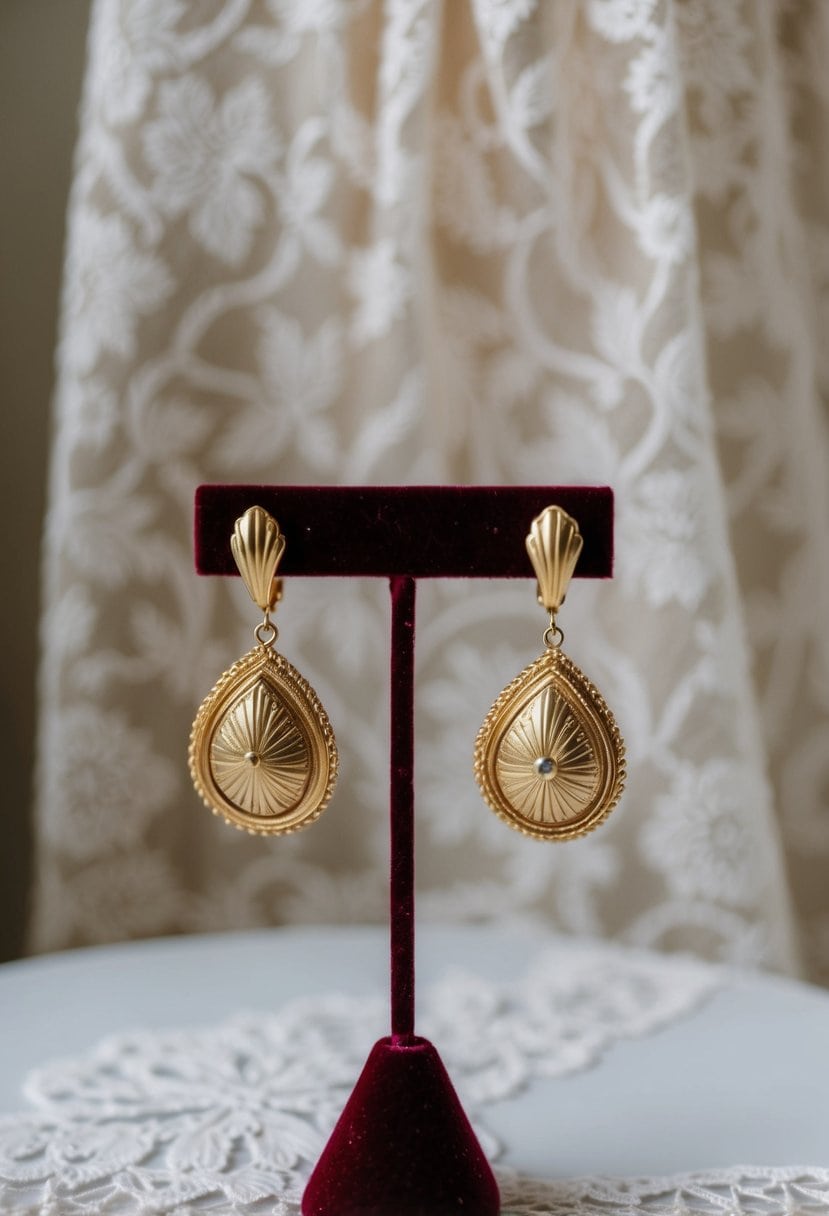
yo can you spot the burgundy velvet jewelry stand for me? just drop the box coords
[195,485,614,1216]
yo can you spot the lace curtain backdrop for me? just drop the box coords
[32,0,829,980]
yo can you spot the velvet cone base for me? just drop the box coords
[301,1036,500,1216]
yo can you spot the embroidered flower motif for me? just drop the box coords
[641,760,767,908]
[66,853,187,943]
[143,76,280,265]
[434,116,518,253]
[620,471,715,611]
[59,376,120,451]
[62,486,157,588]
[220,311,343,470]
[63,208,172,376]
[678,0,753,126]
[278,120,340,265]
[89,0,187,125]
[40,706,178,862]
[636,193,694,264]
[347,240,411,344]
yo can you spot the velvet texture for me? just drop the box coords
[195,484,614,578]
[301,1037,500,1216]
[390,576,415,1037]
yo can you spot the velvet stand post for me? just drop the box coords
[194,485,615,1216]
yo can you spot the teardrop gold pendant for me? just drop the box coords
[474,506,625,841]
[189,507,337,835]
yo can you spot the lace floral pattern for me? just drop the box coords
[0,942,728,1213]
[499,1169,829,1216]
[33,0,829,977]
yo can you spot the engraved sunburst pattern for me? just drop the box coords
[495,685,598,826]
[210,680,310,816]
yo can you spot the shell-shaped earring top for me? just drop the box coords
[231,506,285,613]
[190,504,338,834]
[525,505,583,613]
[474,503,625,841]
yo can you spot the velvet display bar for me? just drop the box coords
[195,484,614,578]
[389,575,415,1040]
[194,485,614,1216]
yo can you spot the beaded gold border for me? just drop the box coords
[474,648,625,841]
[189,645,338,835]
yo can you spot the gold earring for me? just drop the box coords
[474,506,625,841]
[189,506,338,835]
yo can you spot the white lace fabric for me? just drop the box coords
[499,1170,829,1215]
[4,941,804,1215]
[32,2,829,977]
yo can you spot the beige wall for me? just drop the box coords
[0,0,92,958]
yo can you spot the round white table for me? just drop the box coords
[0,925,827,1213]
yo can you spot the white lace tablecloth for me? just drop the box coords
[0,927,827,1214]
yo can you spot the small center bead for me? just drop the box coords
[244,751,260,767]
[534,756,557,779]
